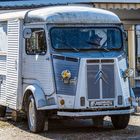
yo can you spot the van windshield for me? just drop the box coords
[50,27,122,51]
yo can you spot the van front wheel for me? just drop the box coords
[111,114,130,129]
[27,95,46,133]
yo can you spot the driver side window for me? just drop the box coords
[25,28,47,55]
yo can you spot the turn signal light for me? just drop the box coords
[80,97,85,106]
[118,95,123,105]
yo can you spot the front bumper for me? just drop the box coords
[57,108,134,117]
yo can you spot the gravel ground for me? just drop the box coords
[0,114,140,140]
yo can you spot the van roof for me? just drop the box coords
[0,6,121,24]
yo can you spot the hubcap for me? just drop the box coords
[29,98,35,127]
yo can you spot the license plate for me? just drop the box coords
[90,100,113,107]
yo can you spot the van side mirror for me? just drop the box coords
[23,28,32,39]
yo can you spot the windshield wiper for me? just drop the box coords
[86,40,110,52]
[55,37,80,52]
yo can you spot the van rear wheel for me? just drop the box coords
[0,105,6,117]
[111,114,130,129]
[27,95,46,133]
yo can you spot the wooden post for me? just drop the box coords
[128,25,136,87]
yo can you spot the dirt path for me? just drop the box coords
[0,114,140,140]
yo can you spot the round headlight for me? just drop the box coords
[61,70,71,79]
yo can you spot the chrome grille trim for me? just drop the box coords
[87,65,100,99]
[87,59,115,100]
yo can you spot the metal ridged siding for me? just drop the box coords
[0,75,6,104]
[6,20,20,109]
[87,65,100,99]
[87,61,115,100]
[102,64,115,98]
[0,56,6,74]
[53,56,79,96]
[118,58,130,98]
[0,55,6,104]
[22,56,55,97]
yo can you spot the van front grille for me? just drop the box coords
[87,59,115,100]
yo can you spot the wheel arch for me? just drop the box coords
[22,84,47,111]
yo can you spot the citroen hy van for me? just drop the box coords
[0,6,135,132]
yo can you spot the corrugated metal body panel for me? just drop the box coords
[0,56,6,75]
[6,19,21,109]
[0,55,7,105]
[53,55,79,96]
[0,21,7,105]
[118,58,130,98]
[87,65,100,99]
[0,75,6,105]
[87,59,115,100]
[102,64,115,98]
[22,56,55,96]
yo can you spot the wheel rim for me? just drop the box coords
[29,98,35,127]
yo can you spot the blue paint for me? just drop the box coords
[53,56,79,96]
[53,51,124,59]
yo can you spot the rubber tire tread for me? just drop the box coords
[111,114,130,129]
[27,95,46,133]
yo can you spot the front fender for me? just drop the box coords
[24,84,47,109]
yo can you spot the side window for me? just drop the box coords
[0,22,7,52]
[25,28,47,55]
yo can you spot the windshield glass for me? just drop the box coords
[50,27,122,51]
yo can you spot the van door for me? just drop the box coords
[22,25,55,97]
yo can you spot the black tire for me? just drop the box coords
[0,105,6,117]
[27,95,46,133]
[111,114,130,129]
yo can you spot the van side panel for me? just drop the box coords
[0,22,7,106]
[6,19,22,110]
[0,56,6,106]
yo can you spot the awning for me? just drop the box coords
[95,3,140,10]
